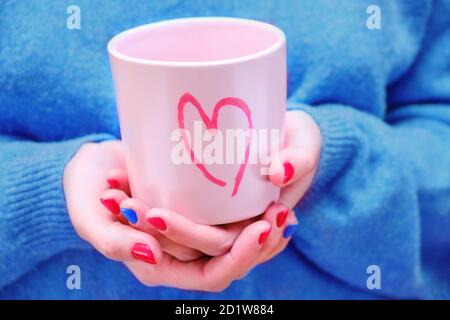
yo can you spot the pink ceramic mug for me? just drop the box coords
[108,17,286,225]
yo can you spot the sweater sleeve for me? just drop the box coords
[287,103,450,299]
[285,0,450,299]
[0,133,113,289]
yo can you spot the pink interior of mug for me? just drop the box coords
[112,18,283,63]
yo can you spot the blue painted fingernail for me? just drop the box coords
[283,224,298,238]
[120,208,138,224]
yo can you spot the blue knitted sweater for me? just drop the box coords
[1,0,449,299]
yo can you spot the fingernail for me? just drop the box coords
[100,198,120,215]
[120,208,138,224]
[283,161,294,184]
[276,209,289,228]
[107,178,120,189]
[147,217,167,231]
[258,226,272,245]
[131,243,156,264]
[283,224,298,239]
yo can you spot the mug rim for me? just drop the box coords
[107,17,286,68]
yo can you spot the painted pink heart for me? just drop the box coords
[177,92,253,197]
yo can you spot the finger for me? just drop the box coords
[145,208,246,256]
[278,169,316,208]
[119,198,205,261]
[160,240,204,262]
[128,220,271,291]
[260,212,298,264]
[268,147,316,188]
[202,220,272,291]
[257,202,291,259]
[90,220,162,265]
[107,168,131,195]
[268,110,321,188]
[100,189,130,225]
[119,197,150,227]
[236,205,295,279]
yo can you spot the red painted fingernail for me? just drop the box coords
[147,217,167,231]
[107,178,120,189]
[131,243,156,264]
[258,227,272,245]
[283,161,295,184]
[276,209,289,228]
[100,198,120,215]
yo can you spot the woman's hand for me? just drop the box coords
[269,110,322,209]
[63,140,298,291]
[112,192,297,291]
[64,141,231,263]
[235,109,322,269]
[64,141,161,263]
[99,164,298,264]
[123,208,294,292]
[97,152,254,261]
[63,109,321,291]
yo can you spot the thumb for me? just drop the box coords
[268,147,317,187]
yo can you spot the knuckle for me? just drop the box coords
[209,238,234,256]
[160,239,204,261]
[175,248,204,262]
[102,240,122,261]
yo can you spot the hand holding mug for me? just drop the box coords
[63,18,321,291]
[63,140,298,291]
[63,110,321,291]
